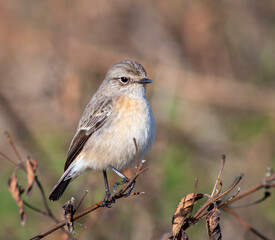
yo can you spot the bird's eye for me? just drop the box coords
[119,77,129,84]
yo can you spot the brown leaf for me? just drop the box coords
[8,171,26,225]
[62,198,75,234]
[168,229,189,240]
[172,193,204,238]
[206,204,222,240]
[180,230,189,240]
[26,157,38,198]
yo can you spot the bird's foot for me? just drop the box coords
[100,193,115,208]
[126,180,136,196]
[112,179,129,193]
[113,179,136,196]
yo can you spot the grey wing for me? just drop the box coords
[64,98,113,171]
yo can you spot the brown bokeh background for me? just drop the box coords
[0,1,274,239]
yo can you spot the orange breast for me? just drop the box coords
[114,97,141,112]
[113,96,148,133]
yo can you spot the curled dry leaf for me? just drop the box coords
[262,167,275,187]
[8,171,26,225]
[206,204,222,240]
[26,157,38,198]
[181,230,189,240]
[62,198,75,234]
[168,228,189,240]
[172,193,204,239]
[176,229,189,240]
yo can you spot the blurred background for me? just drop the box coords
[0,0,274,239]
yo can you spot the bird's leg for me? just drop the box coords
[111,167,135,196]
[101,170,115,207]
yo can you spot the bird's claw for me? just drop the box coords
[112,179,128,193]
[125,181,135,196]
[100,193,115,207]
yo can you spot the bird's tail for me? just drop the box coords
[49,166,74,201]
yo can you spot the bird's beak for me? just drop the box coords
[137,78,153,84]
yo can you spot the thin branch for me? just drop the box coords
[4,131,25,170]
[230,191,271,208]
[76,209,102,240]
[128,191,145,196]
[74,222,87,229]
[228,169,275,205]
[191,199,210,221]
[3,134,59,222]
[74,190,89,213]
[133,138,139,167]
[219,187,240,208]
[2,132,73,239]
[192,173,243,222]
[214,174,243,201]
[34,176,58,223]
[31,160,148,240]
[227,183,265,205]
[191,171,244,224]
[0,151,18,166]
[189,178,198,217]
[23,201,48,216]
[211,155,225,197]
[223,207,270,240]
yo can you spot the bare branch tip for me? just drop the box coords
[239,173,244,179]
[3,130,9,137]
[265,167,273,177]
[4,131,13,142]
[75,222,87,229]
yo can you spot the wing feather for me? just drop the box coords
[64,98,113,171]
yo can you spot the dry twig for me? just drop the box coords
[31,159,148,240]
[2,132,71,237]
[168,156,274,240]
[3,132,274,240]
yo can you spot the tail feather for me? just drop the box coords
[49,166,73,201]
[49,179,71,201]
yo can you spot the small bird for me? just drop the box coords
[49,60,155,206]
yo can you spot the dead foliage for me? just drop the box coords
[171,193,204,239]
[26,157,38,198]
[1,133,274,240]
[28,138,148,239]
[62,198,75,234]
[31,155,148,240]
[8,171,26,225]
[206,204,221,240]
[168,155,274,240]
[1,132,69,237]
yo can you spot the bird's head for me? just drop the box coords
[101,60,152,98]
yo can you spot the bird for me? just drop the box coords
[49,60,155,206]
